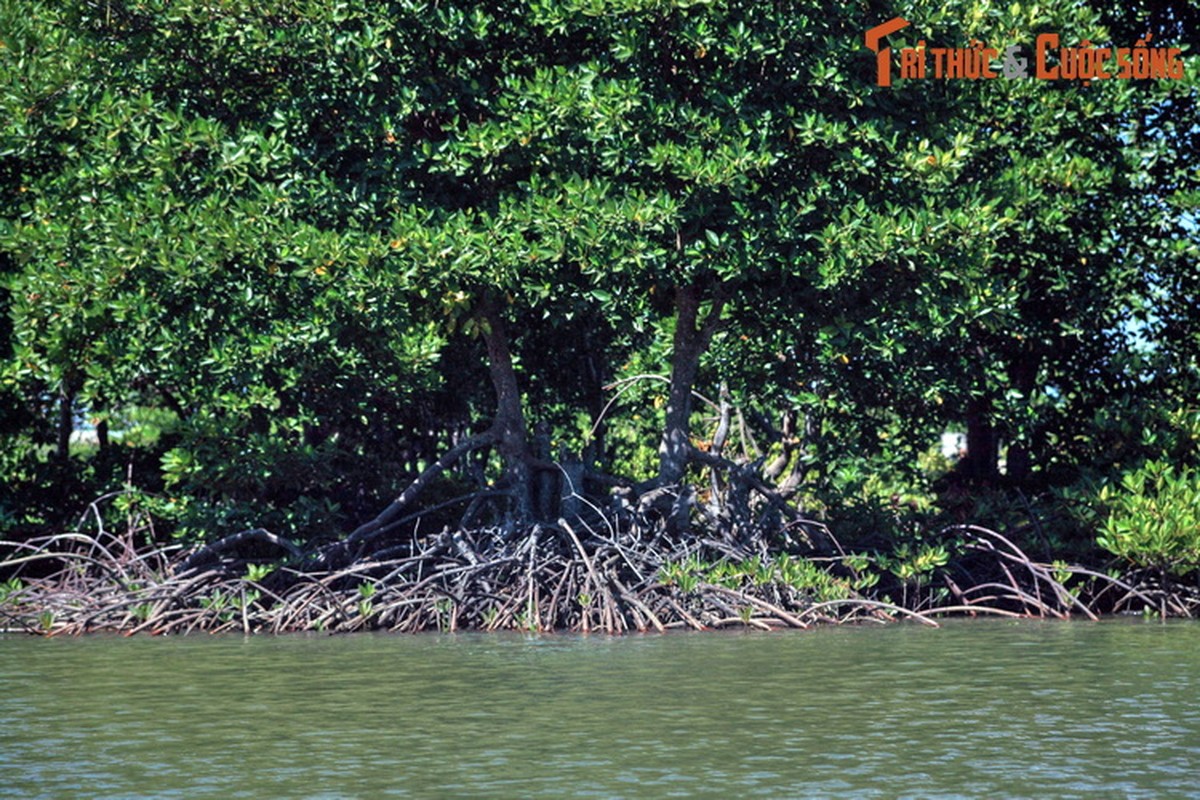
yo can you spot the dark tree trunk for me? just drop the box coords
[1004,351,1040,483]
[55,384,73,464]
[477,293,535,519]
[656,283,725,486]
[581,350,607,465]
[962,398,999,482]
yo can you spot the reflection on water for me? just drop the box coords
[3,620,1199,798]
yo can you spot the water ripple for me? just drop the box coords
[3,620,1200,798]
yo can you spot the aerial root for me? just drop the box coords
[2,511,1195,635]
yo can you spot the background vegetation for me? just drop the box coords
[1,0,1197,608]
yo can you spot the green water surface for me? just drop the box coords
[2,619,1199,798]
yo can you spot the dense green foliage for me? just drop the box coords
[1,0,1197,577]
[1098,460,1200,575]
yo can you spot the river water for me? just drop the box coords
[2,619,1199,798]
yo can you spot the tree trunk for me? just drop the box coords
[477,293,535,519]
[1004,351,1040,483]
[96,418,109,451]
[656,283,725,486]
[962,398,999,482]
[55,383,73,464]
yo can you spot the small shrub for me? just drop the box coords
[1097,461,1200,575]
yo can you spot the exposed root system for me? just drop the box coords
[1,498,1193,636]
